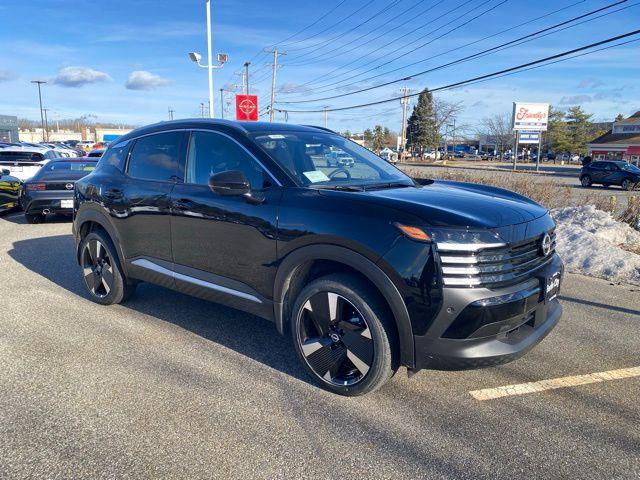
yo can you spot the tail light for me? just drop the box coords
[26,183,46,191]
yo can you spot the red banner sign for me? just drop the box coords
[235,95,258,121]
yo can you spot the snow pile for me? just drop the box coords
[551,205,640,285]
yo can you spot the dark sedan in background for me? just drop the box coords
[21,158,97,223]
[580,160,640,190]
[0,168,22,213]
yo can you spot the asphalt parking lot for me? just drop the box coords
[1,212,639,479]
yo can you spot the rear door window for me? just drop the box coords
[98,141,130,170]
[127,132,186,182]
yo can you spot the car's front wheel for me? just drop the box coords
[291,274,398,396]
[580,175,592,187]
[621,178,633,191]
[80,231,136,305]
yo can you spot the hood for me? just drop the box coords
[341,180,548,228]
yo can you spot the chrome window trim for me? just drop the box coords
[131,258,262,304]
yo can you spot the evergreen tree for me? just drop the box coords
[545,106,571,154]
[372,125,385,151]
[406,88,439,151]
[363,128,373,148]
[566,106,593,155]
[615,113,625,122]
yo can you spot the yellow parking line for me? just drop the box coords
[470,366,640,401]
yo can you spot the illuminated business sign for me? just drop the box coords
[512,102,549,131]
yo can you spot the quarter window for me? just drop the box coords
[98,141,130,171]
[186,131,271,189]
[127,132,185,182]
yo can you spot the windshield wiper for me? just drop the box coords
[362,182,414,191]
[313,184,364,192]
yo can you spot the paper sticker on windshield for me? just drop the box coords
[303,170,330,183]
[268,134,285,139]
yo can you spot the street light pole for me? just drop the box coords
[244,62,250,95]
[31,80,46,142]
[205,0,214,118]
[268,49,285,122]
[42,108,50,142]
[323,106,329,129]
[220,89,225,119]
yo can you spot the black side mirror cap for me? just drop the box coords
[209,170,251,196]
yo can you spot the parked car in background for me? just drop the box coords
[21,158,97,223]
[0,168,21,213]
[87,148,105,158]
[0,146,62,181]
[73,119,563,396]
[580,161,640,190]
[325,150,355,167]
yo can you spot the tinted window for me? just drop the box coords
[186,131,271,189]
[127,132,185,182]
[38,161,97,179]
[589,162,603,169]
[99,142,130,171]
[604,163,618,171]
[0,151,45,163]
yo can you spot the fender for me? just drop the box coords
[274,244,415,368]
[74,204,129,276]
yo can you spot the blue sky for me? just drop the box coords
[0,0,638,133]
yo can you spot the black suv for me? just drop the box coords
[73,120,563,395]
[580,160,640,190]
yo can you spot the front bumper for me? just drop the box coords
[414,254,564,370]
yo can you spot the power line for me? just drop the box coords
[291,0,586,90]
[275,29,640,113]
[286,0,487,88]
[283,0,406,62]
[279,0,632,104]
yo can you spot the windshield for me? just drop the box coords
[251,132,413,188]
[38,161,97,179]
[620,163,640,173]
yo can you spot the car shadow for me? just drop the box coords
[559,295,640,317]
[0,211,73,225]
[8,233,310,384]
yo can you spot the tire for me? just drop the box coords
[79,230,136,305]
[621,179,632,191]
[25,213,44,224]
[580,175,592,187]
[291,273,398,396]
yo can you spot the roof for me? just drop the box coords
[589,130,640,145]
[616,111,640,125]
[0,145,52,154]
[114,118,332,144]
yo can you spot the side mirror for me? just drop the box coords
[209,170,251,196]
[1,169,9,176]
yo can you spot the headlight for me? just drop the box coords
[395,224,506,251]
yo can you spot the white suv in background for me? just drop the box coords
[0,146,62,181]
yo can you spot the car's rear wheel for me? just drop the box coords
[80,231,136,305]
[25,213,44,224]
[291,274,398,396]
[580,175,592,187]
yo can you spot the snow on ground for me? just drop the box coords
[551,205,640,285]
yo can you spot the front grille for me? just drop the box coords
[438,231,556,288]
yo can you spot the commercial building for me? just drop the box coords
[0,115,19,142]
[587,111,640,165]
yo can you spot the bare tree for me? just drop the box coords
[477,113,512,157]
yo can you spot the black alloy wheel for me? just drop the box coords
[292,274,398,396]
[621,178,632,191]
[580,175,592,187]
[297,291,373,386]
[79,231,136,305]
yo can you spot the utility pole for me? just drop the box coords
[168,107,175,120]
[42,108,50,142]
[244,62,250,95]
[400,87,409,158]
[31,80,47,142]
[220,89,225,119]
[268,49,285,122]
[200,102,205,118]
[323,106,329,129]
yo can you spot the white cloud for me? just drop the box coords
[52,66,111,87]
[559,95,592,105]
[125,71,170,91]
[0,69,16,82]
[277,83,312,95]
